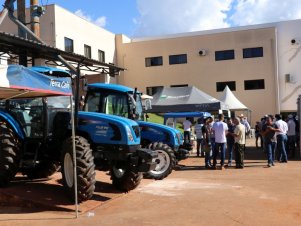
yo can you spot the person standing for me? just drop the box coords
[255,121,263,149]
[202,117,212,168]
[261,115,278,167]
[212,114,228,169]
[183,117,192,145]
[287,114,296,158]
[194,118,204,157]
[274,114,288,163]
[207,117,215,154]
[232,117,246,169]
[226,118,235,166]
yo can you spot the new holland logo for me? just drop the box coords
[50,79,70,89]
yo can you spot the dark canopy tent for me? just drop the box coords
[148,86,229,113]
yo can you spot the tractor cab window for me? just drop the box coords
[129,93,144,121]
[103,94,128,117]
[47,96,70,108]
[8,98,44,138]
[85,91,128,118]
[85,92,101,112]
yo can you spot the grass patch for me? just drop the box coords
[146,113,184,133]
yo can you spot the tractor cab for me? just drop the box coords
[84,84,145,121]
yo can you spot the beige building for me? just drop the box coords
[116,27,278,124]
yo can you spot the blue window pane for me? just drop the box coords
[145,56,163,67]
[169,54,187,65]
[243,47,263,58]
[215,50,235,61]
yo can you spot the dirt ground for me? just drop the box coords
[1,138,301,226]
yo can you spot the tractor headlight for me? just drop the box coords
[126,127,134,142]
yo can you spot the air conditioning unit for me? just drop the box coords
[285,74,296,83]
[285,74,291,83]
[199,49,207,56]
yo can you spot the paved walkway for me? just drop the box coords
[1,139,301,226]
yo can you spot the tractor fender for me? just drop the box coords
[0,111,25,140]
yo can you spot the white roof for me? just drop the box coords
[219,86,248,110]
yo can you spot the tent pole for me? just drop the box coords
[70,95,79,218]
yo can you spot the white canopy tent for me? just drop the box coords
[219,85,251,122]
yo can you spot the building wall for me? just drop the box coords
[116,28,277,125]
[276,19,301,113]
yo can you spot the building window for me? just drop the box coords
[145,56,163,67]
[146,86,163,96]
[216,81,236,92]
[170,84,188,88]
[215,50,235,61]
[98,50,105,63]
[243,47,263,58]
[169,54,187,65]
[64,37,74,53]
[84,44,91,59]
[244,79,265,90]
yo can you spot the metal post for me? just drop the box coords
[0,0,11,25]
[17,0,27,66]
[70,95,79,218]
[74,63,82,126]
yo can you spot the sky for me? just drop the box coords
[43,0,301,38]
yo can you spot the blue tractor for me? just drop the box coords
[82,83,190,180]
[0,65,157,202]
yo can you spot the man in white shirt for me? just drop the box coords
[212,114,228,169]
[274,114,288,162]
[183,117,192,145]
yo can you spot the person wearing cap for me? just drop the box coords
[287,114,296,158]
[274,114,288,163]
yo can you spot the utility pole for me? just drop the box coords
[30,0,44,66]
[30,0,40,37]
[17,0,27,66]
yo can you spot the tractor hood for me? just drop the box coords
[78,111,141,145]
[137,120,183,147]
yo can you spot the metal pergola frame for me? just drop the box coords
[0,31,124,75]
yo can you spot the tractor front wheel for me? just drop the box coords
[61,136,96,202]
[143,142,176,180]
[110,164,142,192]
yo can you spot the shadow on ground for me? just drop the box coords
[0,172,124,215]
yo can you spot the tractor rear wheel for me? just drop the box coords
[61,136,96,202]
[0,120,21,187]
[143,142,176,180]
[110,164,142,191]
